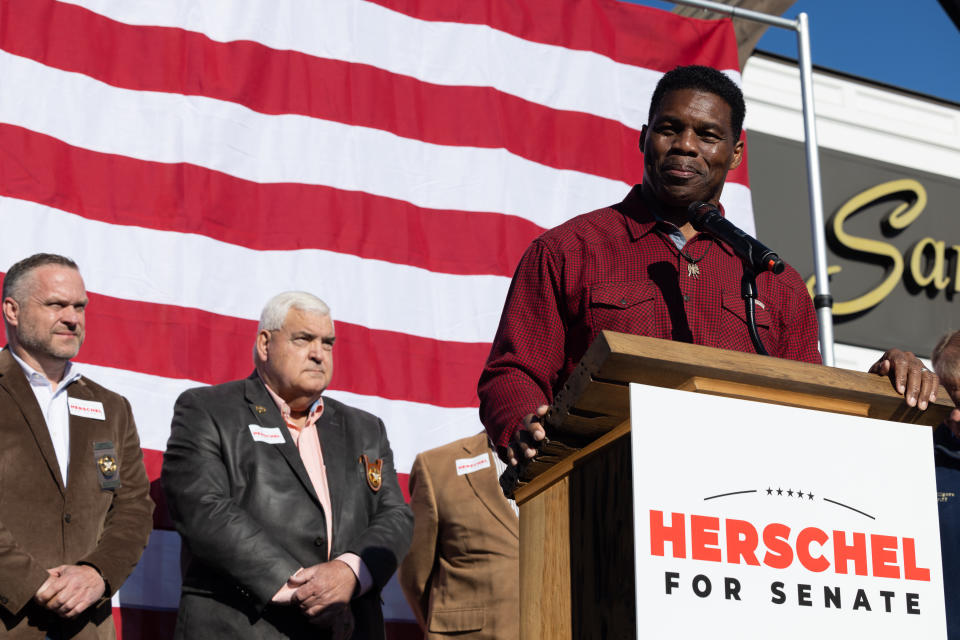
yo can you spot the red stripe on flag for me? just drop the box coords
[367,0,740,72]
[0,121,749,275]
[113,607,177,640]
[397,472,411,503]
[0,0,646,185]
[84,294,487,407]
[0,277,487,408]
[0,124,541,277]
[143,449,162,484]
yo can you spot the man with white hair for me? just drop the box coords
[162,291,412,639]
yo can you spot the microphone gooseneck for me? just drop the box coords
[687,202,785,275]
[686,201,779,356]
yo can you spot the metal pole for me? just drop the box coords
[670,0,796,28]
[795,12,835,365]
[669,0,837,365]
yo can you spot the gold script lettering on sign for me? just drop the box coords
[908,237,951,290]
[805,179,927,316]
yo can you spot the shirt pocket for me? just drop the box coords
[587,280,661,340]
[719,289,779,352]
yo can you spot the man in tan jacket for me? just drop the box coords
[399,431,518,639]
[0,253,153,638]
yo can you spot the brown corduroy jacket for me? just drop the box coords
[0,348,154,639]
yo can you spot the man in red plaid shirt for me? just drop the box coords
[479,65,939,466]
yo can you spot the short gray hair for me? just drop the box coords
[3,253,79,304]
[258,291,331,332]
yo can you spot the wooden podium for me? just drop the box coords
[511,331,954,640]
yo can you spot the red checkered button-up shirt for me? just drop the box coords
[478,185,821,451]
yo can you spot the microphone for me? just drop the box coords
[687,202,785,274]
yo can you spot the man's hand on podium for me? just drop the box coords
[502,350,939,466]
[506,405,549,466]
[868,348,939,411]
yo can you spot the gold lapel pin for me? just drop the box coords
[359,455,383,492]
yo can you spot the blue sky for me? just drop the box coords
[626,0,960,104]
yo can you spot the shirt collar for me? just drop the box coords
[8,348,81,391]
[259,375,324,430]
[616,184,735,257]
[616,185,658,241]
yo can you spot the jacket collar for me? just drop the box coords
[0,348,68,491]
[243,373,324,509]
[460,431,518,538]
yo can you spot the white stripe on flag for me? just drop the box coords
[717,182,755,238]
[72,363,483,471]
[0,197,508,343]
[72,364,200,452]
[324,389,483,473]
[59,0,741,131]
[0,50,628,228]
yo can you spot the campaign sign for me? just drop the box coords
[630,383,946,638]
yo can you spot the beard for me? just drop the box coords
[17,326,83,362]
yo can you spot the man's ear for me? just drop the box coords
[2,297,19,328]
[729,138,745,171]
[255,329,271,363]
[639,125,648,152]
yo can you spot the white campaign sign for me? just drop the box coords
[630,383,946,639]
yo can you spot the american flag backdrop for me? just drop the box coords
[0,0,750,636]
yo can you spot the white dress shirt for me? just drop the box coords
[10,350,81,487]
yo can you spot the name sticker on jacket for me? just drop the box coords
[67,398,105,420]
[455,453,491,476]
[248,425,285,444]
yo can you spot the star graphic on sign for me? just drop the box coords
[797,490,805,499]
[766,487,773,495]
[787,489,794,497]
[807,492,814,500]
[776,488,783,496]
